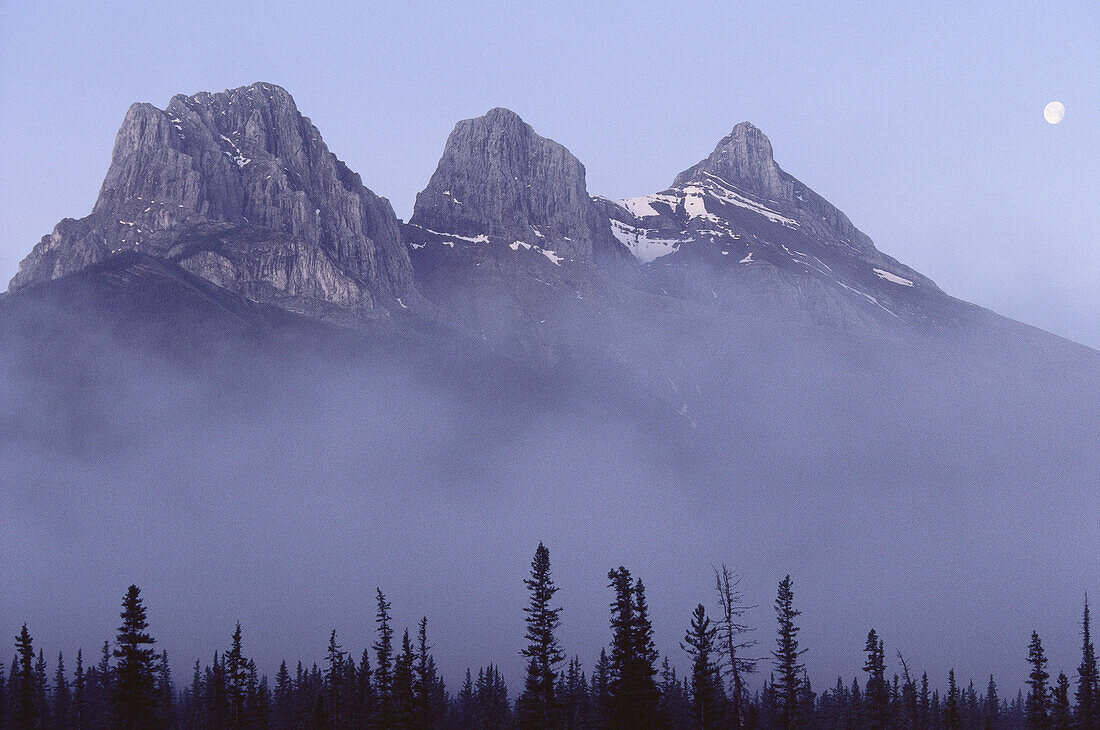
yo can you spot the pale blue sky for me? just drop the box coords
[1,1,1096,347]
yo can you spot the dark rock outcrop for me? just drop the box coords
[10,83,416,317]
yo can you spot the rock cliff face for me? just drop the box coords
[10,83,415,316]
[400,108,638,361]
[408,107,627,267]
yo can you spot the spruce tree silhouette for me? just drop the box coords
[113,585,159,729]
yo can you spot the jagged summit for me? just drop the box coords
[598,121,889,263]
[7,88,1063,353]
[593,121,955,328]
[673,122,788,201]
[11,82,415,317]
[408,107,627,266]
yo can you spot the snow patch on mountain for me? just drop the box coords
[620,193,679,218]
[608,219,681,263]
[873,268,915,287]
[695,173,797,227]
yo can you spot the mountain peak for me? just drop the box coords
[170,81,295,104]
[482,106,526,124]
[673,121,788,201]
[10,84,415,315]
[409,109,625,265]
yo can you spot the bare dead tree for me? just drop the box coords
[896,650,913,687]
[714,564,759,728]
[897,650,919,724]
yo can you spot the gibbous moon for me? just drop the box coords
[1044,101,1065,124]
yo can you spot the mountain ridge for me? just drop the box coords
[10,83,416,319]
[6,82,1095,364]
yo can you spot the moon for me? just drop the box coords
[1044,101,1065,124]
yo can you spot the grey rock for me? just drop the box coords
[10,83,416,317]
[408,107,628,267]
[402,108,639,363]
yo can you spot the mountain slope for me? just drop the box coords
[10,83,416,318]
[592,122,985,336]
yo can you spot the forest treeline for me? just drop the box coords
[3,543,1097,729]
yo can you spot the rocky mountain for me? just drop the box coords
[407,107,628,267]
[4,84,1094,371]
[592,121,975,334]
[402,107,648,360]
[9,83,416,319]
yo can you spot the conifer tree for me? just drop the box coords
[985,674,999,730]
[356,648,375,724]
[1027,631,1051,728]
[1078,594,1099,730]
[84,639,114,728]
[1051,672,1072,729]
[457,668,475,727]
[1012,689,1027,724]
[32,650,48,722]
[771,576,805,729]
[518,542,564,729]
[632,579,660,713]
[591,648,611,725]
[758,674,778,727]
[155,650,174,728]
[862,629,889,729]
[211,652,231,728]
[255,672,272,729]
[225,623,249,728]
[53,651,71,728]
[13,624,38,729]
[606,567,659,728]
[474,664,510,729]
[393,628,415,725]
[323,629,346,727]
[273,660,293,730]
[113,585,159,729]
[799,669,816,722]
[658,657,690,729]
[919,671,931,726]
[560,657,590,729]
[682,603,726,729]
[823,676,846,728]
[894,651,919,727]
[373,588,395,724]
[607,566,638,727]
[414,617,445,729]
[293,660,307,727]
[180,659,201,729]
[945,668,961,730]
[964,678,982,727]
[73,649,86,730]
